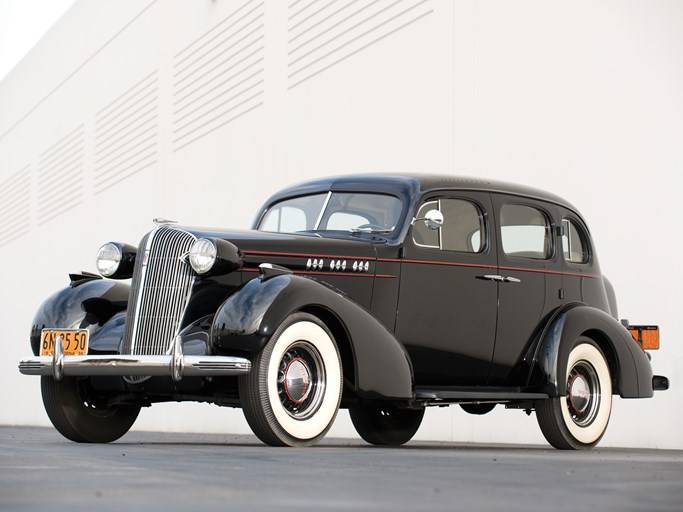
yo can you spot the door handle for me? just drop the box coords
[476,275,521,283]
[502,276,521,283]
[477,275,504,282]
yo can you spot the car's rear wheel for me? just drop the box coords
[349,402,425,446]
[239,312,342,447]
[41,376,140,443]
[535,338,612,450]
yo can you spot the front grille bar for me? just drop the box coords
[121,227,197,356]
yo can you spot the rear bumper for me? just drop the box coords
[653,375,670,391]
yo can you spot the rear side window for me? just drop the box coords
[562,218,589,264]
[500,204,551,259]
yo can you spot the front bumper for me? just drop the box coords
[18,335,250,382]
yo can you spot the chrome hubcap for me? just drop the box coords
[566,361,600,427]
[568,374,590,414]
[283,358,312,403]
[277,341,326,420]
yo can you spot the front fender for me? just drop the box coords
[529,303,653,398]
[211,274,413,399]
[30,277,130,355]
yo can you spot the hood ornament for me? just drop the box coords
[153,218,178,227]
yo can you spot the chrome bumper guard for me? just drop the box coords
[18,335,251,382]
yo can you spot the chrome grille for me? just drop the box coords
[121,227,196,355]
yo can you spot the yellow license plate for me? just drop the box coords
[40,329,89,356]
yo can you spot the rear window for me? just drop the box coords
[562,218,589,264]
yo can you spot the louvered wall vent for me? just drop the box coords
[0,166,31,247]
[172,0,266,152]
[94,70,159,194]
[37,126,85,225]
[287,0,433,89]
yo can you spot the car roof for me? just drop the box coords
[264,173,582,216]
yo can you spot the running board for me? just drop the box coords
[414,387,549,402]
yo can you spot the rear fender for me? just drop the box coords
[529,303,653,398]
[211,274,413,399]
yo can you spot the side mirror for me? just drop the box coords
[412,209,443,230]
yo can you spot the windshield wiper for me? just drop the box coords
[349,227,393,235]
[294,230,323,237]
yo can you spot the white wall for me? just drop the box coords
[1,0,680,449]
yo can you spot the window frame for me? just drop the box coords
[561,216,592,265]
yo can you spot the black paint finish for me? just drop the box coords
[29,279,130,356]
[211,274,413,399]
[26,174,663,407]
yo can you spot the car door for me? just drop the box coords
[395,192,498,386]
[488,194,563,385]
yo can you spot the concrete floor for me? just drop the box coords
[1,426,681,511]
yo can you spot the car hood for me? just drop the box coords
[180,226,378,267]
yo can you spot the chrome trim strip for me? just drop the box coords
[18,354,251,379]
[313,191,332,230]
[171,335,183,382]
[52,335,64,381]
[128,229,155,354]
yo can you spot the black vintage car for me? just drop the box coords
[20,174,668,449]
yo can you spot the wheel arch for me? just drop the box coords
[580,328,620,395]
[298,304,356,398]
[528,303,653,398]
[211,274,413,400]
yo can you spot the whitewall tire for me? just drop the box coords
[536,338,613,450]
[239,312,342,447]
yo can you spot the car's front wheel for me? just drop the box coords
[239,312,343,447]
[349,402,425,445]
[41,376,140,443]
[535,338,613,450]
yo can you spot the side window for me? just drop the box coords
[500,204,551,259]
[413,199,485,253]
[562,218,589,264]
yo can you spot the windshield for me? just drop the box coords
[259,192,404,237]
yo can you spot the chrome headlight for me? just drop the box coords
[96,243,122,277]
[96,242,137,278]
[188,238,243,276]
[189,239,217,274]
